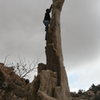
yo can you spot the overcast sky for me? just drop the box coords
[0,0,100,91]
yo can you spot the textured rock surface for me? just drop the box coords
[45,0,71,100]
[37,0,71,100]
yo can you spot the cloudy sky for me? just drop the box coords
[0,0,100,91]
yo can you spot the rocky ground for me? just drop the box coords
[0,63,40,100]
[0,63,100,100]
[71,84,100,100]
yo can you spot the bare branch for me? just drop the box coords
[12,57,38,78]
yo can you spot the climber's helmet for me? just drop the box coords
[46,9,50,13]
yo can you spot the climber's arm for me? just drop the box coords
[49,4,52,12]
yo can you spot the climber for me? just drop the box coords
[43,5,52,31]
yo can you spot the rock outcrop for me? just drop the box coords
[40,0,71,100]
[71,84,100,100]
[0,63,29,100]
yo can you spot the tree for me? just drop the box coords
[78,89,84,95]
[6,57,37,79]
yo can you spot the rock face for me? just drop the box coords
[37,0,71,100]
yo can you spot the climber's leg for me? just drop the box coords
[43,20,50,31]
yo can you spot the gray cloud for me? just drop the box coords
[0,0,100,67]
[62,0,100,67]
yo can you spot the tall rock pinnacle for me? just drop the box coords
[33,0,71,100]
[44,0,71,100]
